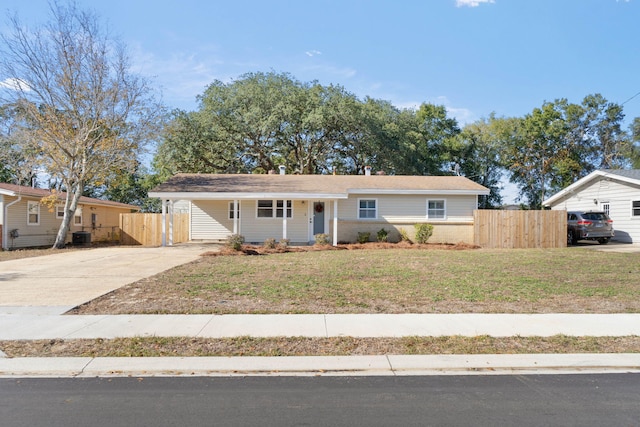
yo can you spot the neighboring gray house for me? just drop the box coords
[1,183,140,250]
[543,169,640,243]
[149,170,490,246]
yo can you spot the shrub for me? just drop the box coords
[376,228,388,242]
[357,231,371,244]
[314,233,331,245]
[279,238,290,248]
[414,223,434,244]
[399,228,412,243]
[226,234,245,251]
[263,238,277,249]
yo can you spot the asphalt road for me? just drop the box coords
[1,374,639,426]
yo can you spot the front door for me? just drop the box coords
[313,202,325,236]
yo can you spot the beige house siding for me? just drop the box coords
[239,200,308,243]
[548,177,640,243]
[331,194,476,244]
[191,200,233,240]
[190,200,309,243]
[174,194,479,246]
[2,195,133,249]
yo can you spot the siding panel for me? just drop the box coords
[549,177,640,243]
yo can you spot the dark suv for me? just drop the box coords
[567,211,614,245]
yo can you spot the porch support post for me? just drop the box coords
[333,199,338,246]
[161,199,167,247]
[233,199,239,234]
[282,200,288,240]
[168,200,174,246]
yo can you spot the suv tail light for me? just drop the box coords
[577,220,592,226]
[607,219,613,224]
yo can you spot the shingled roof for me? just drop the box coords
[149,173,490,199]
[0,183,140,210]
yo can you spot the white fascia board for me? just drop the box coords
[0,189,16,197]
[543,170,605,206]
[347,189,491,196]
[148,192,348,200]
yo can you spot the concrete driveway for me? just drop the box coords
[0,245,211,312]
[574,241,640,253]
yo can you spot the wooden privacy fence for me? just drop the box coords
[474,210,566,249]
[119,213,189,246]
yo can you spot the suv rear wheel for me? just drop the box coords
[597,237,610,244]
[567,230,576,246]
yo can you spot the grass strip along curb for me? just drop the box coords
[2,335,640,358]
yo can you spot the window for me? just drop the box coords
[633,200,640,217]
[257,200,292,218]
[74,206,83,226]
[427,199,446,219]
[601,202,610,216]
[257,200,273,218]
[276,200,292,218]
[358,199,377,219]
[56,205,65,219]
[27,201,40,225]
[229,202,240,219]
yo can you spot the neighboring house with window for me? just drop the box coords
[149,170,489,246]
[543,169,640,243]
[1,183,140,250]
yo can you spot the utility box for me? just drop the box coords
[72,231,91,246]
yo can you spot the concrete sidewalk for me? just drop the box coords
[2,312,640,340]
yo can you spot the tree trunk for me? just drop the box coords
[52,182,83,249]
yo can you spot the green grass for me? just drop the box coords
[2,335,639,357]
[79,247,640,314]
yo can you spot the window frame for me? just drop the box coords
[632,200,640,218]
[256,200,292,219]
[73,206,83,226]
[56,205,65,219]
[358,198,377,220]
[228,201,240,220]
[27,201,40,226]
[426,199,446,220]
[276,200,292,218]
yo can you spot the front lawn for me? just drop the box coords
[72,246,640,314]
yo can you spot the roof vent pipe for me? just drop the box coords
[279,165,286,175]
[364,165,371,176]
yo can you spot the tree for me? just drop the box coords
[0,1,162,248]
[401,103,460,175]
[0,103,38,185]
[503,102,566,209]
[450,115,509,208]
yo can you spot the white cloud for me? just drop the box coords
[455,0,495,7]
[305,50,322,57]
[0,78,31,91]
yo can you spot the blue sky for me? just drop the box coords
[2,0,639,201]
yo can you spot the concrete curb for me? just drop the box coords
[1,354,639,378]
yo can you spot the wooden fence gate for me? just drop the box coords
[119,213,189,246]
[473,210,566,249]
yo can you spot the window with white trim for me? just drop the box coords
[257,200,292,218]
[27,201,40,225]
[427,199,446,219]
[358,199,377,219]
[632,200,640,217]
[73,206,83,226]
[228,202,240,219]
[276,200,292,218]
[601,202,610,216]
[56,205,65,219]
